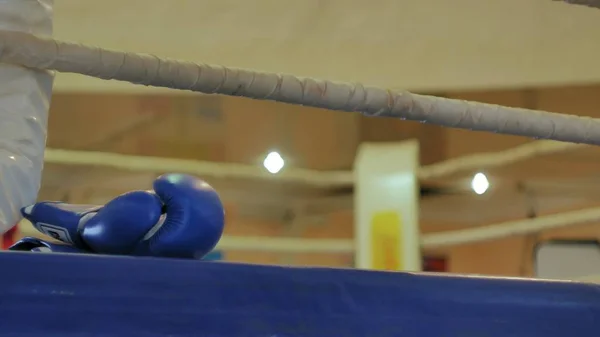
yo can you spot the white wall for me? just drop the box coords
[535,240,600,281]
[52,0,600,93]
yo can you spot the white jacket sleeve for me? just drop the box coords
[0,0,54,233]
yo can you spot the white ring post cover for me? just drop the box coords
[354,140,421,271]
[0,0,54,233]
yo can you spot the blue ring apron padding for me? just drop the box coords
[0,252,598,336]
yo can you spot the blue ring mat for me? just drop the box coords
[1,251,599,336]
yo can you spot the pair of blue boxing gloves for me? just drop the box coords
[9,173,225,259]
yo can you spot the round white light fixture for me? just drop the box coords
[471,172,490,195]
[263,151,285,174]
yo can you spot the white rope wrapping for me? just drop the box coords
[44,140,581,186]
[1,31,600,145]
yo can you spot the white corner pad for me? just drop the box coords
[0,0,54,233]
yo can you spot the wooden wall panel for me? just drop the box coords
[359,116,446,165]
[48,94,154,149]
[445,223,600,277]
[42,86,600,273]
[222,97,360,169]
[117,96,228,161]
[536,85,600,118]
[447,237,530,277]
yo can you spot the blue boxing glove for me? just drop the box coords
[22,173,225,259]
[9,237,89,254]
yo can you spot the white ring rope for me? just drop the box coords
[1,31,600,145]
[556,0,600,9]
[20,205,600,252]
[12,0,600,249]
[40,139,585,249]
[44,140,582,187]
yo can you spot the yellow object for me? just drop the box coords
[370,211,402,271]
